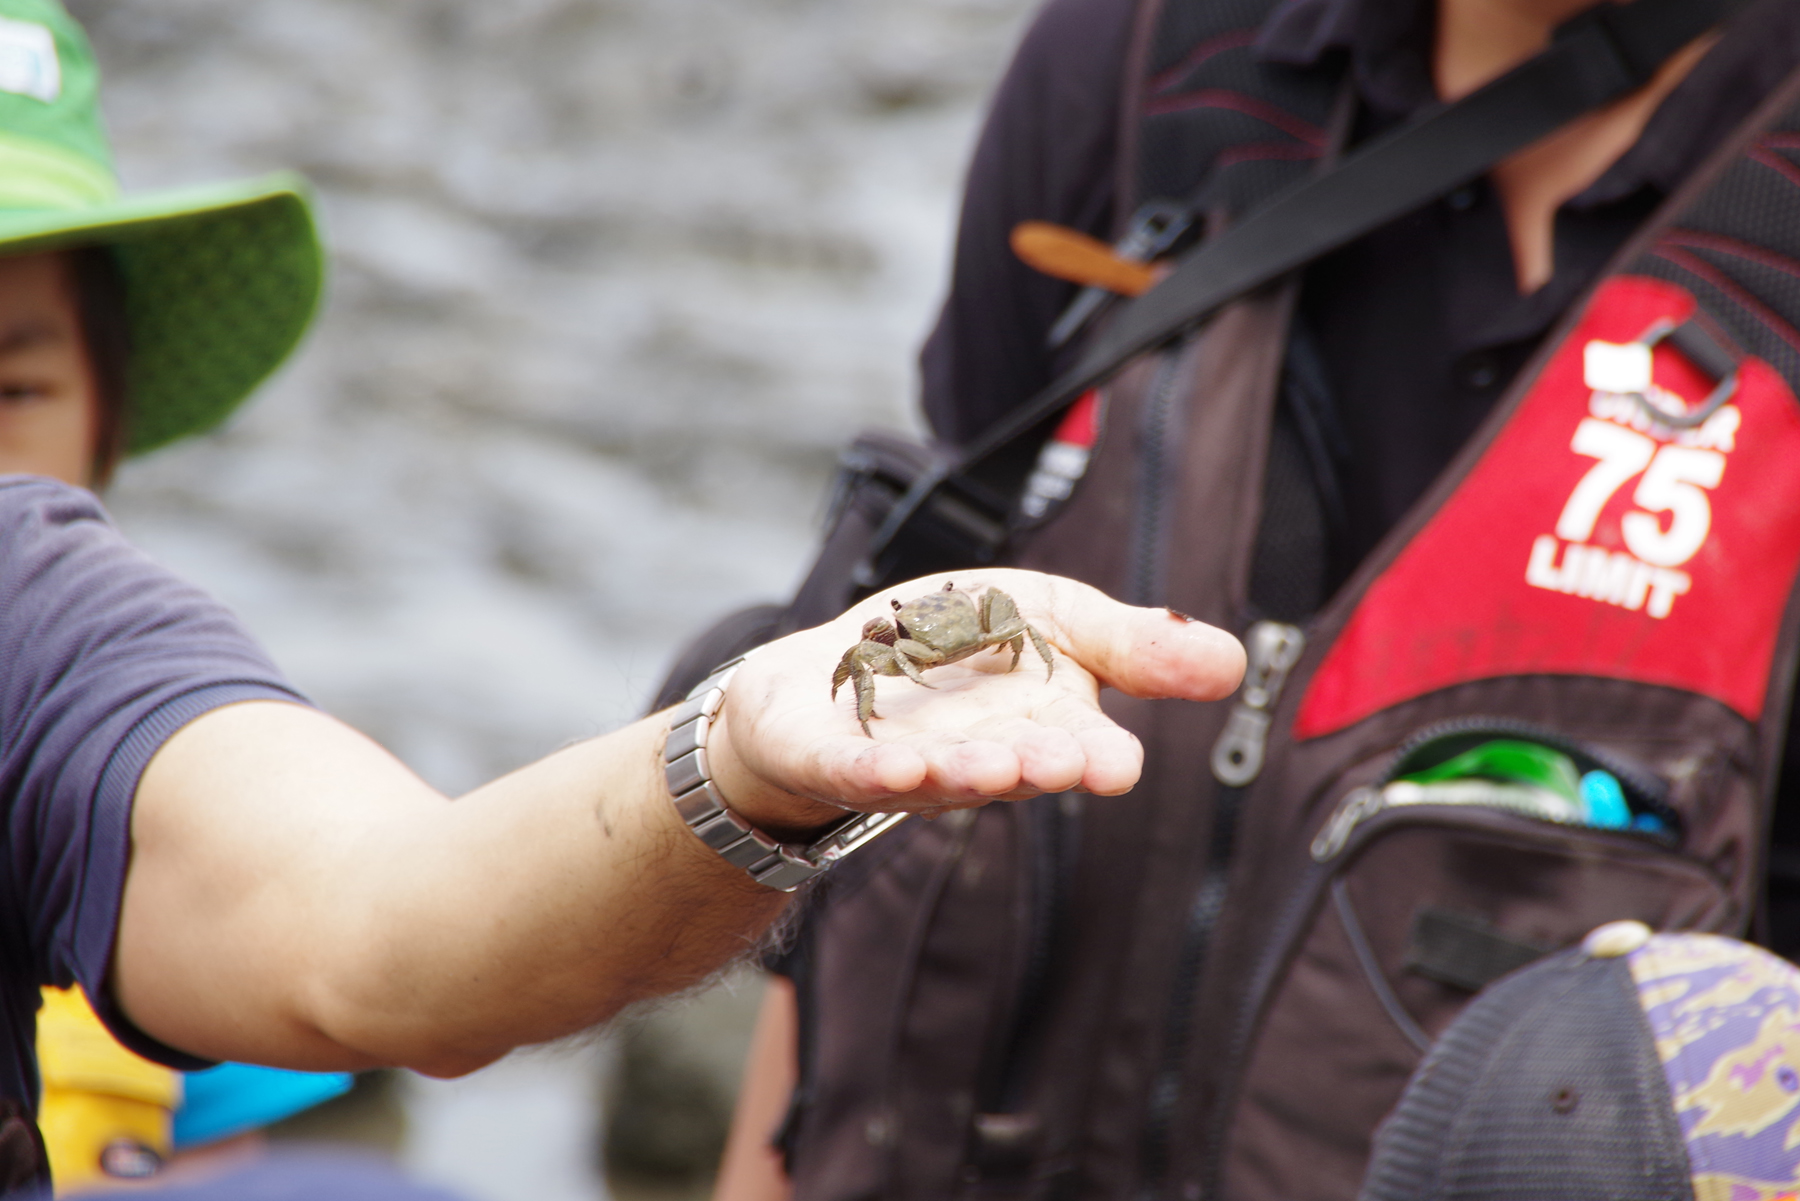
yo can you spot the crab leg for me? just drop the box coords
[1027,626,1054,679]
[853,659,879,736]
[831,651,856,701]
[978,591,1024,669]
[889,641,940,689]
[979,587,1003,636]
[833,643,893,735]
[981,588,1056,681]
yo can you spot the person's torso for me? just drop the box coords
[778,3,1800,1198]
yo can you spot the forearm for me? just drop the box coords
[342,713,802,1073]
[326,714,793,1074]
[118,703,791,1076]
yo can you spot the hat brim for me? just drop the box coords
[0,172,323,454]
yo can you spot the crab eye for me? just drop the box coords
[891,598,903,611]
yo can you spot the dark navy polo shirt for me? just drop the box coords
[0,476,305,1114]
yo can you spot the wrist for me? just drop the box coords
[704,708,855,840]
[660,656,909,892]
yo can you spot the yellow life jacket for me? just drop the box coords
[35,986,178,1191]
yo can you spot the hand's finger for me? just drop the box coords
[1005,689,1143,794]
[1073,725,1143,794]
[805,736,929,803]
[957,716,1087,794]
[1030,576,1243,701]
[865,571,1245,702]
[912,734,1024,801]
[805,724,1080,810]
[790,733,1026,811]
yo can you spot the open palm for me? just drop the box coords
[707,569,1247,826]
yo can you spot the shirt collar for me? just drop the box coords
[1250,0,1800,207]
[1253,0,1434,117]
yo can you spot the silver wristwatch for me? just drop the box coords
[663,656,910,892]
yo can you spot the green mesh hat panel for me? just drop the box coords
[0,0,325,455]
[112,190,323,454]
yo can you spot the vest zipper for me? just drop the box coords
[1210,624,1307,786]
[1129,354,1186,607]
[971,794,1079,1119]
[1137,621,1304,1200]
[995,793,1078,1112]
[962,795,1082,1185]
[1310,716,1678,861]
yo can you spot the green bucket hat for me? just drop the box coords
[0,0,323,455]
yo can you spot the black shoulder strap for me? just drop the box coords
[863,0,1750,584]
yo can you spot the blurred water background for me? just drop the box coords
[68,0,1037,1197]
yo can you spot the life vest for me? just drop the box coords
[773,4,1800,1200]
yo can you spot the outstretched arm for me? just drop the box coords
[114,570,1243,1077]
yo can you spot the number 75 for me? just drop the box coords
[1554,418,1725,568]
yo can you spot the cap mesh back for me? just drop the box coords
[112,192,321,454]
[1360,951,1693,1201]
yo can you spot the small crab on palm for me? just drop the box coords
[832,581,1056,736]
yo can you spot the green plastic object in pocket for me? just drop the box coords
[1398,739,1583,803]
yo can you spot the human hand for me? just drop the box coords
[703,569,1245,834]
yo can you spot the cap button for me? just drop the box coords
[1582,920,1652,958]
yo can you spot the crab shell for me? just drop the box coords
[830,583,1055,735]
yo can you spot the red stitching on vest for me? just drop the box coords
[1750,143,1800,192]
[1661,229,1800,286]
[1142,88,1326,146]
[1214,141,1323,169]
[1651,239,1800,355]
[1146,28,1260,94]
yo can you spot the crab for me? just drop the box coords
[831,581,1055,736]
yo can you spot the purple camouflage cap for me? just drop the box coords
[1361,924,1800,1201]
[1632,931,1800,1199]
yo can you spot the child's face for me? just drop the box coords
[0,252,96,487]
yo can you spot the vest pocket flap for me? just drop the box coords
[1403,906,1554,993]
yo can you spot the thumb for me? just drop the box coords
[941,569,1247,701]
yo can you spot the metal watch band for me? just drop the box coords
[663,656,910,892]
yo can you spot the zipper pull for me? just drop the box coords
[1309,786,1386,861]
[1210,622,1305,787]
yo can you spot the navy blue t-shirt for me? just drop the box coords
[0,477,306,1113]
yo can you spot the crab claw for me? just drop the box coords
[831,649,856,701]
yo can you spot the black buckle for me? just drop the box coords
[1624,317,1741,430]
[1047,200,1196,349]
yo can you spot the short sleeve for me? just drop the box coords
[0,478,308,1073]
